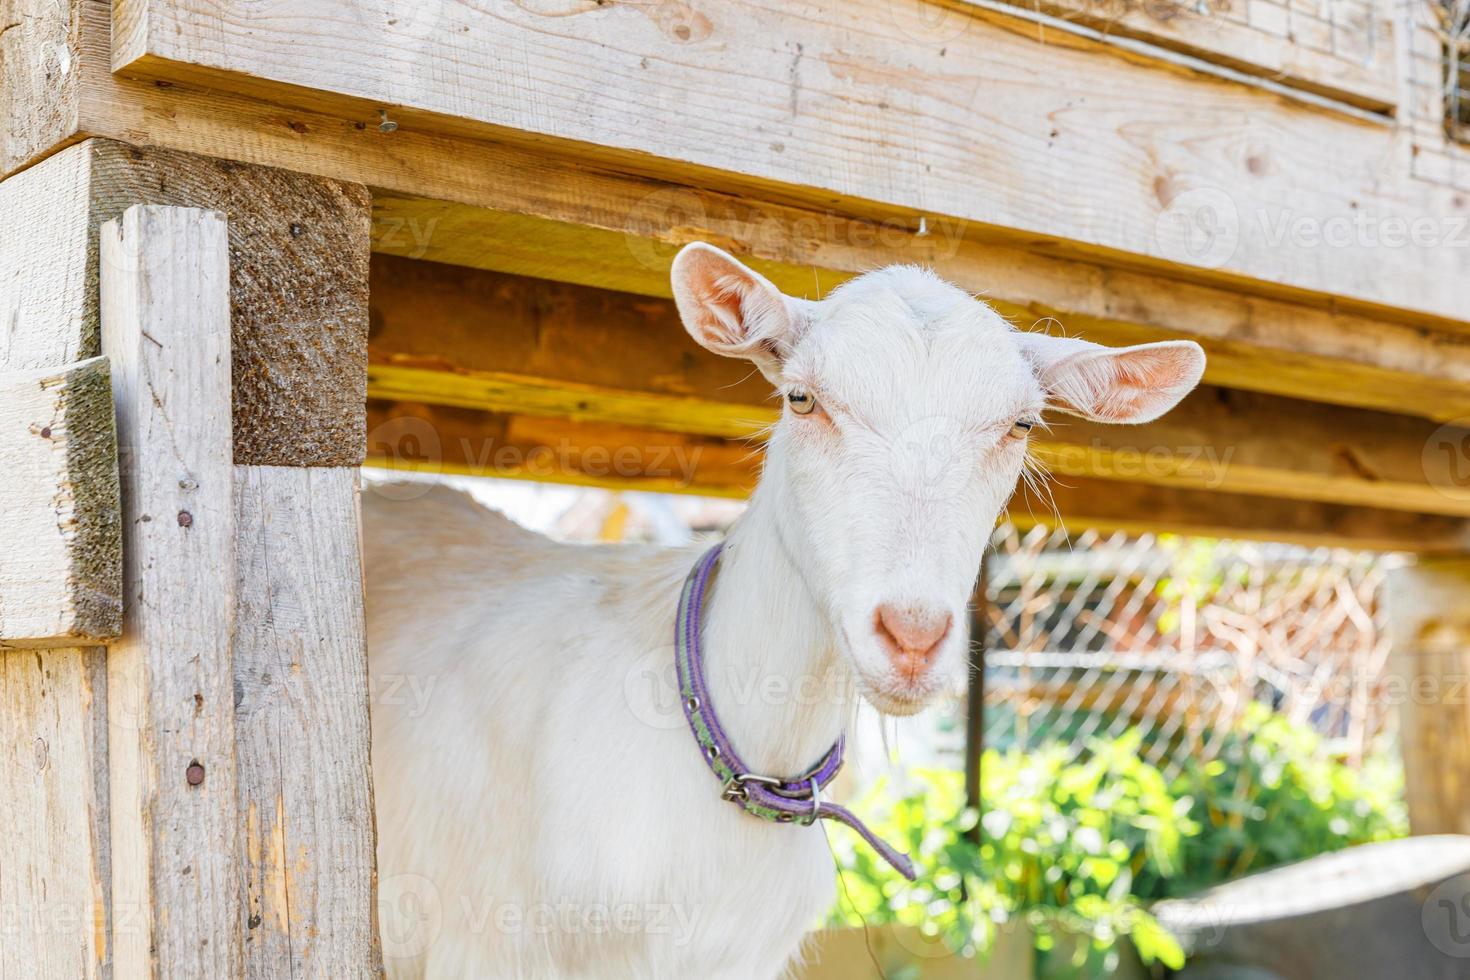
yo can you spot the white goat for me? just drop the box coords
[363,244,1204,978]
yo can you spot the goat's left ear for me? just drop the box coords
[670,242,806,383]
[1016,333,1206,424]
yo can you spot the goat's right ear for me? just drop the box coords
[670,242,803,383]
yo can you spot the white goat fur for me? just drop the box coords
[364,245,1205,978]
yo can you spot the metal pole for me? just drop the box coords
[963,554,988,844]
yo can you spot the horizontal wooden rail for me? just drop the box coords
[958,0,1397,113]
[4,7,1465,422]
[365,206,1470,425]
[364,399,1470,553]
[107,0,1468,322]
[367,257,1470,519]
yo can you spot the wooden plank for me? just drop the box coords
[1,4,1456,422]
[0,0,83,176]
[101,204,244,978]
[969,0,1398,111]
[0,357,121,648]
[367,257,1470,517]
[366,399,758,498]
[0,137,369,466]
[1016,477,1470,554]
[1385,558,1470,836]
[0,139,97,369]
[108,0,1470,322]
[0,140,112,980]
[365,399,1470,553]
[368,199,1470,425]
[0,647,111,980]
[233,466,380,979]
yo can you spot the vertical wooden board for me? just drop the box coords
[233,465,380,978]
[0,356,122,648]
[0,139,112,980]
[0,647,110,980]
[0,0,82,177]
[0,141,96,369]
[101,205,243,978]
[1385,558,1470,837]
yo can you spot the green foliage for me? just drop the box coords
[1134,703,1408,900]
[828,711,1406,978]
[828,733,1189,976]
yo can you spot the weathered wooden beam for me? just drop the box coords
[1385,558,1470,836]
[4,4,1464,422]
[0,139,378,976]
[0,356,121,648]
[233,466,379,980]
[0,646,111,979]
[367,258,1470,518]
[0,0,82,176]
[1016,479,1470,554]
[367,204,1470,425]
[0,128,111,980]
[0,138,368,463]
[101,204,244,977]
[366,399,1470,553]
[366,399,759,498]
[960,0,1397,111]
[107,0,1468,322]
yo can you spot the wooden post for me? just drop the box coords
[0,142,115,980]
[232,468,379,978]
[1385,558,1470,836]
[1,138,376,976]
[102,204,244,977]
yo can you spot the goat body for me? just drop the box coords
[365,484,837,979]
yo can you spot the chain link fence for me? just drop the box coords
[980,524,1398,782]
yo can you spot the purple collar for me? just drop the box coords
[674,543,917,881]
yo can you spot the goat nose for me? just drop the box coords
[874,604,953,676]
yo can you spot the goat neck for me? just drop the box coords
[696,473,853,778]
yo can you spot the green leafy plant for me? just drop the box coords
[1134,703,1408,900]
[828,733,1191,976]
[828,711,1406,978]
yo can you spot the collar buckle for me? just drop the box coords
[721,772,781,803]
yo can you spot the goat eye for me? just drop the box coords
[1007,418,1036,441]
[787,391,819,416]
